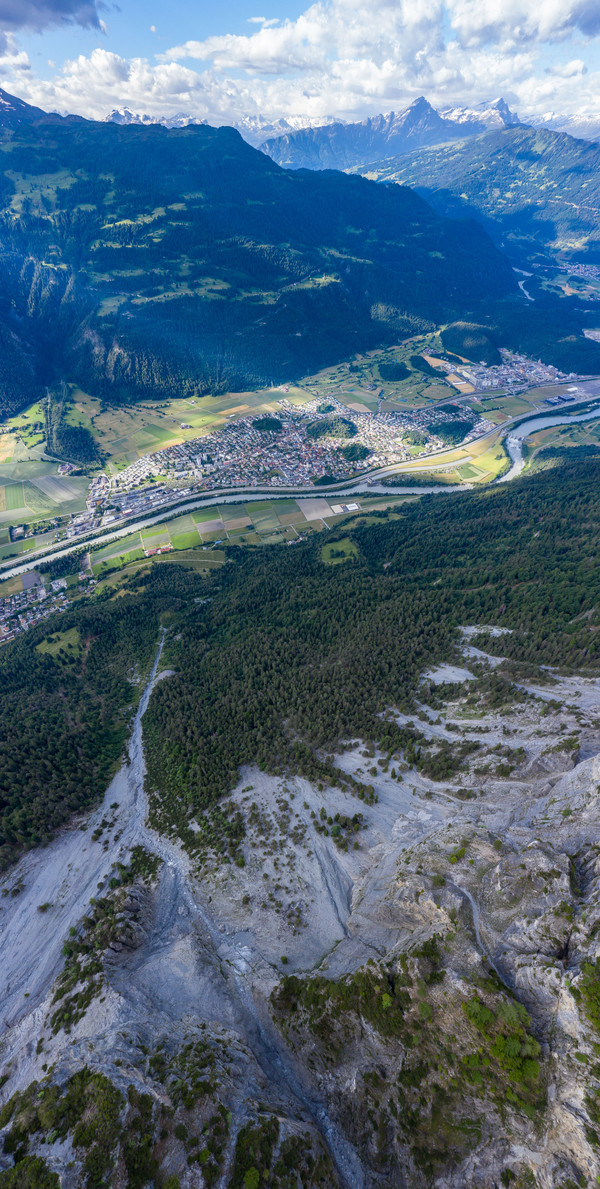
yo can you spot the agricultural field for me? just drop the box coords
[67,384,316,475]
[88,495,418,577]
[0,467,89,527]
[0,411,91,528]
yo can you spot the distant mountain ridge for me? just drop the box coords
[0,87,77,127]
[105,108,342,147]
[347,124,600,261]
[90,96,600,157]
[440,98,521,130]
[103,96,522,158]
[258,97,523,171]
[528,110,600,144]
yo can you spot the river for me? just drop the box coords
[3,399,600,581]
[500,408,600,481]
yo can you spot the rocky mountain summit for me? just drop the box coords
[259,96,522,172]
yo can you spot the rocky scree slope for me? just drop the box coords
[2,639,600,1187]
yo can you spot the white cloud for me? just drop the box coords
[0,32,30,73]
[545,57,587,77]
[448,0,600,47]
[3,0,600,126]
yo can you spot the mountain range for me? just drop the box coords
[258,97,522,171]
[105,95,600,155]
[531,110,600,143]
[0,87,516,417]
[347,125,600,264]
[106,107,343,148]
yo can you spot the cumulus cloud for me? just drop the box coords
[164,0,446,76]
[0,0,102,33]
[545,57,587,77]
[0,32,29,71]
[448,0,600,47]
[3,0,600,126]
[163,0,600,73]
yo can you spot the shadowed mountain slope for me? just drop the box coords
[0,90,517,414]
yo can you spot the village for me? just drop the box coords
[107,397,494,497]
[0,576,72,645]
[1,349,591,568]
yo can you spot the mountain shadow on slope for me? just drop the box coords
[0,89,516,416]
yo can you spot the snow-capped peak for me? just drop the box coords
[440,97,520,129]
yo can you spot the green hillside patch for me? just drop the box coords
[441,322,502,366]
[379,359,410,381]
[321,537,359,565]
[307,416,357,440]
[35,627,82,660]
[409,354,446,378]
[432,419,475,447]
[253,416,282,433]
[342,442,370,462]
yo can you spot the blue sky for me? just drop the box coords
[20,0,309,79]
[2,0,600,127]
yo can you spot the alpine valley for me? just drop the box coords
[3,71,600,1189]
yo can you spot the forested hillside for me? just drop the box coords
[0,90,520,418]
[3,452,600,868]
[353,125,600,259]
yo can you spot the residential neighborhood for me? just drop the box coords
[0,577,70,644]
[107,397,494,496]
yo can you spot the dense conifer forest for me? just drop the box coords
[2,455,600,868]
